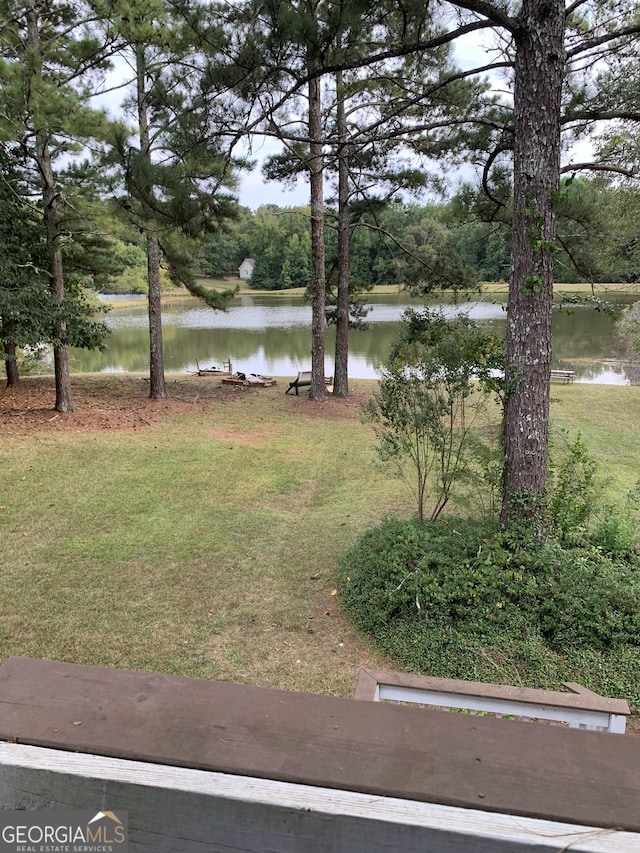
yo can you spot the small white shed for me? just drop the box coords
[238,258,255,280]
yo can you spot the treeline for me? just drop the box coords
[193,179,640,292]
[196,200,504,291]
[44,176,640,297]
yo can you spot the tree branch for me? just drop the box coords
[566,23,640,60]
[565,0,591,16]
[562,109,640,123]
[561,162,637,179]
[444,0,518,33]
[481,143,511,210]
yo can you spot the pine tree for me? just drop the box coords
[100,0,242,398]
[451,0,640,527]
[256,0,483,397]
[0,0,114,410]
[0,147,49,386]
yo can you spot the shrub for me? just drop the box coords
[592,484,640,558]
[364,309,503,523]
[337,515,640,703]
[547,431,601,545]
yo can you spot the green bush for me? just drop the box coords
[337,515,640,703]
[364,308,503,523]
[546,433,640,557]
[591,484,640,558]
[547,432,600,545]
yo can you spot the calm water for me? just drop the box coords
[71,291,637,383]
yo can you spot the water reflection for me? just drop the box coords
[77,292,637,384]
[105,294,509,332]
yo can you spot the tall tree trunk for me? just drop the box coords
[308,60,327,402]
[27,0,74,413]
[43,172,74,412]
[137,45,167,400]
[333,69,350,398]
[44,182,74,412]
[501,0,564,529]
[4,340,20,387]
[146,231,166,397]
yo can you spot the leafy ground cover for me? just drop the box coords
[338,514,640,705]
[1,375,639,729]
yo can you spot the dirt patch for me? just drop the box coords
[0,375,235,435]
[0,374,373,435]
[284,391,371,420]
[626,713,640,735]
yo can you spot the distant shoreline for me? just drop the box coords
[98,279,640,311]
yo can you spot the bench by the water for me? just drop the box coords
[285,370,332,395]
[551,368,575,382]
[286,369,576,391]
[355,668,629,733]
[1,657,639,852]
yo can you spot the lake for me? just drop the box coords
[71,291,637,383]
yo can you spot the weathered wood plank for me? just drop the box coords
[355,669,629,731]
[353,667,379,701]
[356,668,629,715]
[1,744,637,852]
[0,657,639,833]
[378,686,620,730]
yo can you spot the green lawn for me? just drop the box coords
[550,384,640,492]
[0,377,403,695]
[1,376,638,699]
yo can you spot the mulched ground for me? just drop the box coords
[0,374,235,434]
[0,374,372,435]
[628,715,640,735]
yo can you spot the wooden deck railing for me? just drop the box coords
[0,657,638,852]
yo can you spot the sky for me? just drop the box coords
[239,173,307,210]
[235,32,501,209]
[237,143,309,209]
[92,30,530,212]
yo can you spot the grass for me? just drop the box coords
[0,379,404,695]
[197,278,640,298]
[550,384,640,492]
[1,377,639,700]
